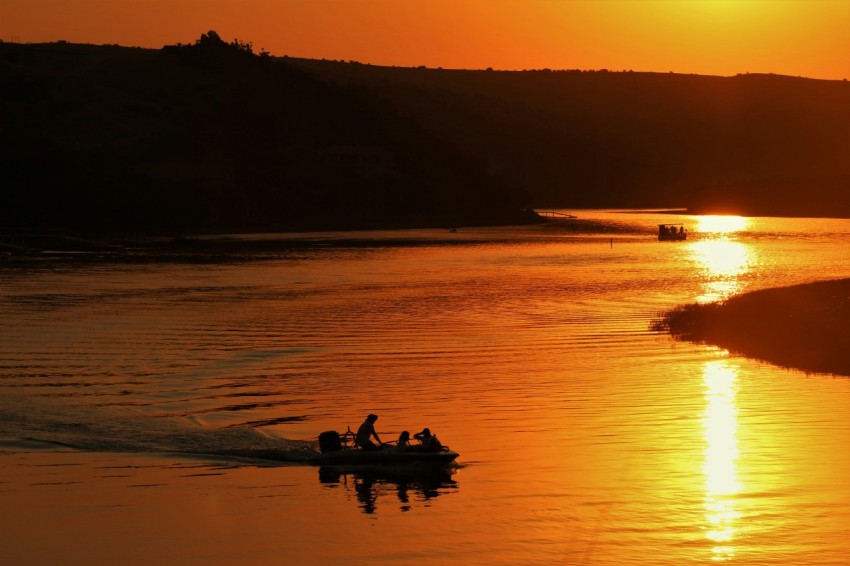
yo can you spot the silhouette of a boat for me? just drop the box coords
[309,429,459,467]
[658,223,687,241]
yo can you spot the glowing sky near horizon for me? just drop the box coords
[1,0,848,79]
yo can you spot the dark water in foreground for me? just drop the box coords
[2,210,850,565]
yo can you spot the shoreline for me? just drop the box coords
[654,278,850,377]
[0,216,639,263]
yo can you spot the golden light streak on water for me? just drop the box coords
[689,239,752,303]
[688,214,759,306]
[688,215,752,303]
[702,360,741,561]
[697,215,749,234]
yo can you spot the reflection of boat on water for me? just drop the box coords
[659,223,687,241]
[319,466,458,514]
[309,429,460,467]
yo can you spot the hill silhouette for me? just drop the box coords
[293,58,850,217]
[0,33,537,233]
[3,34,849,236]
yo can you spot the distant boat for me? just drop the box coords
[658,223,687,241]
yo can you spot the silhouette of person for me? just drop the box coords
[394,430,411,451]
[355,413,382,451]
[414,428,442,452]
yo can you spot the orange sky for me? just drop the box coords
[1,0,848,79]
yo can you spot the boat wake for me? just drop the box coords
[0,396,320,464]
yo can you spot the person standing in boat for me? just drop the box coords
[414,428,442,452]
[355,413,383,451]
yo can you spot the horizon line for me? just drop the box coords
[1,36,847,83]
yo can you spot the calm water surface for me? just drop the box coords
[2,210,850,565]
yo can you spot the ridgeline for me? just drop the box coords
[294,58,850,216]
[0,33,537,234]
[2,32,849,235]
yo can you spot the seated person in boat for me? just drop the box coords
[355,413,383,451]
[393,430,411,452]
[413,428,443,452]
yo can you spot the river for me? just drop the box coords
[2,210,849,565]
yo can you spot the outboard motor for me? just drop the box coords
[318,430,342,453]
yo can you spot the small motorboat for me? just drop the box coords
[309,429,459,467]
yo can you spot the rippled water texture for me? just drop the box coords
[2,211,850,565]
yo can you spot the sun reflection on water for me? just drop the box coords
[702,360,741,561]
[697,215,748,234]
[689,216,754,303]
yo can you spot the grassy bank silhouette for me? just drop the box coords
[654,279,850,377]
